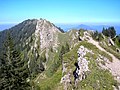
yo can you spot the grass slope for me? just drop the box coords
[62,41,117,90]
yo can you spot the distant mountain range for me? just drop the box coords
[0,23,120,34]
[56,24,120,34]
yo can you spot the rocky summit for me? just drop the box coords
[34,18,61,50]
[0,18,120,90]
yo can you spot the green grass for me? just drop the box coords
[115,38,120,48]
[58,32,70,45]
[33,40,117,90]
[58,29,80,47]
[99,37,120,60]
[38,67,62,90]
[44,51,59,77]
[62,41,117,90]
[78,69,117,90]
[79,29,86,37]
[77,54,117,90]
[99,42,120,60]
[77,41,112,62]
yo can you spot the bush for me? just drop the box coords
[102,27,116,38]
[92,31,103,41]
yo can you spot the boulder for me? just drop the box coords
[116,48,120,53]
[74,46,90,83]
[108,37,115,46]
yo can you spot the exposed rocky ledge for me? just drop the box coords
[73,46,91,87]
[61,45,93,90]
[34,19,61,50]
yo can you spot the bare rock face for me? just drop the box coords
[108,37,115,46]
[116,48,120,53]
[60,73,72,90]
[79,31,92,41]
[34,18,61,50]
[73,46,91,86]
[61,46,92,90]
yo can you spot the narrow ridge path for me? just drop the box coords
[88,37,120,83]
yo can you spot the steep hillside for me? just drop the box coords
[34,30,120,90]
[0,18,79,80]
[0,19,37,53]
[0,19,120,90]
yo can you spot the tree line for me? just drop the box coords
[0,33,30,90]
[0,32,70,90]
[92,26,116,41]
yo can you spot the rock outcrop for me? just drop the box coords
[79,31,92,41]
[34,18,61,50]
[108,37,115,46]
[116,48,120,53]
[61,45,92,90]
[60,73,72,90]
[73,46,91,86]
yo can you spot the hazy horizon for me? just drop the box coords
[0,0,120,24]
[0,21,120,35]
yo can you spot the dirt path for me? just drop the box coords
[88,37,120,83]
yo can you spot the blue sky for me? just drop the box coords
[0,0,120,24]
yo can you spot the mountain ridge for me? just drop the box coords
[1,22,120,35]
[0,18,120,90]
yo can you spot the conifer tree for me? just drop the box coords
[59,46,65,63]
[0,33,29,90]
[61,46,65,55]
[65,42,70,53]
[102,26,116,38]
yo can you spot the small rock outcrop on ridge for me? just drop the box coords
[73,46,91,86]
[61,45,92,90]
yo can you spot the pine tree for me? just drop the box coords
[108,27,116,38]
[102,27,108,37]
[65,42,70,53]
[61,46,65,55]
[58,46,65,62]
[102,26,116,38]
[0,33,14,90]
[92,30,98,40]
[0,32,30,90]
